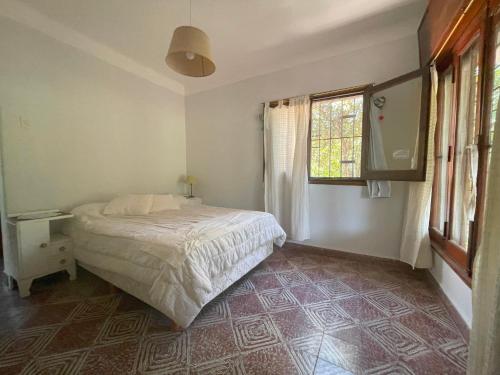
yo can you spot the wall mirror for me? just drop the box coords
[362,67,430,181]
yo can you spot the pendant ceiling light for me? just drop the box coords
[166,0,215,77]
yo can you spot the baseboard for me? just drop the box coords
[425,270,470,342]
[282,241,410,268]
[285,240,400,263]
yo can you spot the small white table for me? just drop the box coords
[5,210,76,297]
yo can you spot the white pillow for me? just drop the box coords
[103,194,153,216]
[150,194,182,212]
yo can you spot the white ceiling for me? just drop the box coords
[14,0,426,94]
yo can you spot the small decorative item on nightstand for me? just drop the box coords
[185,175,197,198]
[4,209,77,297]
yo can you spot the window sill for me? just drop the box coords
[430,241,472,288]
[308,178,366,186]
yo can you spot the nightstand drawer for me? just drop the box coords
[45,237,73,256]
[46,253,74,272]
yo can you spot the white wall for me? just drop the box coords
[430,252,472,327]
[0,18,186,213]
[186,36,420,259]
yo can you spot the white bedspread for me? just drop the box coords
[67,203,286,327]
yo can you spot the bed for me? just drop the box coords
[66,199,286,328]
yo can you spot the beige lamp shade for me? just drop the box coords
[166,26,215,77]
[185,175,197,185]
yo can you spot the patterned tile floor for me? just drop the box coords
[0,243,468,374]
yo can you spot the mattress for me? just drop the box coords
[66,202,286,327]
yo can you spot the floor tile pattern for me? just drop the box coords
[0,243,468,374]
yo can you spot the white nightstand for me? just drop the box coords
[5,210,76,297]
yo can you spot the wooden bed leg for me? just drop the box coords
[170,322,184,332]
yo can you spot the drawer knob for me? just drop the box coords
[59,246,66,252]
[40,243,48,248]
[59,259,66,265]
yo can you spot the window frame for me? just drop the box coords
[307,85,369,185]
[429,3,495,284]
[361,68,431,182]
[470,7,500,273]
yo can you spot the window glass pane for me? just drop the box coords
[310,94,363,179]
[342,116,354,137]
[353,136,362,177]
[353,98,363,137]
[341,137,354,162]
[433,71,454,232]
[451,42,480,250]
[342,161,354,178]
[332,101,343,138]
[319,103,330,139]
[489,28,500,166]
[319,139,330,176]
[330,139,341,177]
[311,111,320,139]
[481,27,500,211]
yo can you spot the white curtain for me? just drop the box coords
[367,97,391,198]
[399,65,438,268]
[467,97,500,375]
[452,47,480,248]
[264,96,310,241]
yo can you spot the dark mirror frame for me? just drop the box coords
[361,66,431,181]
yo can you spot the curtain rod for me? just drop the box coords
[264,84,370,108]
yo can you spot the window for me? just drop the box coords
[309,90,364,183]
[430,37,483,277]
[429,4,500,281]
